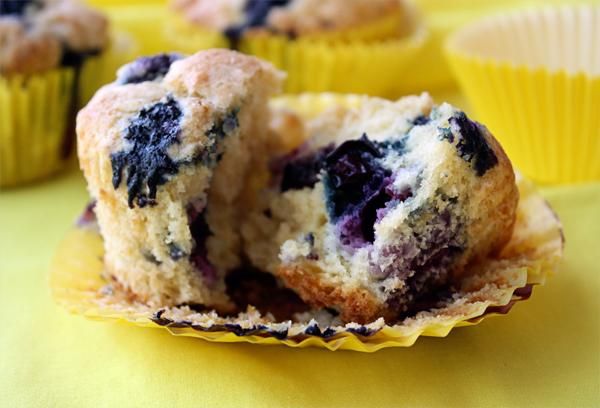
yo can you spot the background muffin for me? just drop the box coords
[166,0,423,95]
[172,0,408,41]
[0,0,108,76]
[0,0,116,188]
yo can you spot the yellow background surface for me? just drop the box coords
[1,166,599,407]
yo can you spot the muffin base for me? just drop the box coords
[50,175,563,351]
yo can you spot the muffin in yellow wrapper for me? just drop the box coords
[164,3,426,97]
[50,94,563,352]
[0,69,74,188]
[446,5,600,184]
[0,34,136,188]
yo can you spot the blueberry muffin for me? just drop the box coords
[171,0,408,42]
[242,94,518,323]
[0,0,108,76]
[0,0,110,187]
[77,50,283,309]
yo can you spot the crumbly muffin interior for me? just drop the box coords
[242,94,518,322]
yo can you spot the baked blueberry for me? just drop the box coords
[278,144,333,192]
[117,53,183,85]
[111,97,183,208]
[448,112,498,176]
[0,0,36,16]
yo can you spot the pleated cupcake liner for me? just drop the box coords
[446,5,600,184]
[0,69,74,188]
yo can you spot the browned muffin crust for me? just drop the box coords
[172,0,403,36]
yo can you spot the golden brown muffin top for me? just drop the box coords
[77,49,284,204]
[0,0,108,76]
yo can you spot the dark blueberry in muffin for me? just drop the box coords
[448,112,498,176]
[117,53,183,85]
[323,134,396,245]
[412,114,430,126]
[168,243,187,261]
[110,97,183,208]
[0,0,37,16]
[224,0,292,44]
[376,198,465,281]
[279,144,333,192]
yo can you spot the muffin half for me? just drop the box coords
[243,93,518,323]
[77,50,283,310]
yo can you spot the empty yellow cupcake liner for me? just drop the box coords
[164,8,426,97]
[50,94,563,351]
[446,5,600,184]
[0,33,136,188]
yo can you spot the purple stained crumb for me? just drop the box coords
[336,214,367,249]
[377,206,464,281]
[76,201,97,226]
[117,53,182,85]
[190,252,217,286]
[374,200,466,317]
[187,205,217,286]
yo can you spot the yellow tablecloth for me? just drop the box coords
[0,165,599,407]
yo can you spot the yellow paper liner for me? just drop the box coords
[79,32,139,107]
[164,7,426,97]
[0,32,136,188]
[50,94,564,351]
[163,13,233,53]
[0,69,74,188]
[445,5,600,183]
